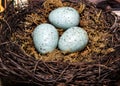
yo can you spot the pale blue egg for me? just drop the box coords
[49,7,80,30]
[58,27,88,52]
[32,23,59,54]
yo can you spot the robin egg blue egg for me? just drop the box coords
[58,27,88,53]
[49,7,80,30]
[32,23,59,54]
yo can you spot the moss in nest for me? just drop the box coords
[11,0,114,63]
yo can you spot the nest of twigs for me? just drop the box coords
[0,0,120,86]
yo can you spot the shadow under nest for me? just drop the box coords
[0,0,120,86]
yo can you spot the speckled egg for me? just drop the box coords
[32,23,59,54]
[49,7,80,30]
[58,27,88,52]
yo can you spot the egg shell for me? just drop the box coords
[58,27,88,52]
[49,7,80,30]
[32,23,59,54]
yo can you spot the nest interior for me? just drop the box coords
[0,0,120,85]
[6,0,116,63]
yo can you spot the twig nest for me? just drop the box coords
[1,0,120,85]
[58,27,88,53]
[49,7,80,30]
[32,23,59,54]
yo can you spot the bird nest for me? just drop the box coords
[0,0,120,85]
